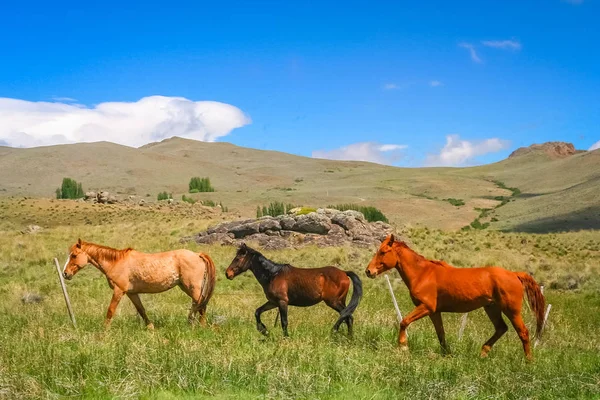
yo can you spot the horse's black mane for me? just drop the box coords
[243,245,290,277]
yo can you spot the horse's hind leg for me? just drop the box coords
[480,305,508,358]
[325,299,346,333]
[505,312,532,360]
[429,313,450,355]
[278,300,289,337]
[179,284,204,325]
[127,293,154,330]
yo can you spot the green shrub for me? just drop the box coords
[219,202,228,212]
[296,207,317,215]
[469,219,490,230]
[256,202,296,217]
[493,180,521,197]
[328,204,389,223]
[55,178,84,199]
[181,194,196,204]
[189,177,215,193]
[157,192,172,201]
[201,199,216,207]
[444,198,465,207]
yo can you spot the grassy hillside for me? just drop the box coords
[0,199,599,399]
[1,138,598,232]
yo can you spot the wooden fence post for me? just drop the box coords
[385,274,407,337]
[458,313,469,340]
[54,258,77,328]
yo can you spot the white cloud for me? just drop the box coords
[312,142,408,165]
[382,83,399,90]
[459,42,482,63]
[426,134,509,167]
[0,96,251,148]
[430,80,443,87]
[481,40,522,51]
[589,141,600,151]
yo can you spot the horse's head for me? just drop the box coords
[63,239,89,280]
[225,243,255,280]
[365,234,398,278]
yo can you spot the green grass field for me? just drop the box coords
[1,199,599,399]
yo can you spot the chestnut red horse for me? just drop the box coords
[226,243,363,337]
[63,239,216,329]
[366,234,545,360]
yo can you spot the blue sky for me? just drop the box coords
[1,0,598,166]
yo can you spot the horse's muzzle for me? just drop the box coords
[225,270,234,280]
[365,269,376,279]
[63,272,73,281]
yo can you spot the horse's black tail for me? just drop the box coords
[334,271,363,328]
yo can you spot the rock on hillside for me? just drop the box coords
[509,142,577,159]
[181,208,396,250]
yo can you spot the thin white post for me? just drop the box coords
[54,258,77,328]
[458,313,468,340]
[385,274,406,336]
[534,303,552,348]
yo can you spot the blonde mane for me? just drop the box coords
[80,241,133,262]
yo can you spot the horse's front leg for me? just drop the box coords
[127,293,154,330]
[398,303,431,350]
[429,312,450,355]
[105,289,124,328]
[255,302,277,335]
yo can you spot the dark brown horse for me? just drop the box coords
[366,234,545,360]
[225,243,363,336]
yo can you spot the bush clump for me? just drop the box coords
[157,192,172,201]
[256,202,295,218]
[328,204,389,223]
[444,198,465,207]
[55,178,84,199]
[189,177,215,193]
[181,194,196,204]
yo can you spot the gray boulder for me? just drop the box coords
[230,221,261,238]
[293,213,331,235]
[259,218,281,232]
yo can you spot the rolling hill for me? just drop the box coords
[1,138,598,232]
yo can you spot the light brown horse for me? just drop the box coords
[63,239,216,329]
[365,234,545,360]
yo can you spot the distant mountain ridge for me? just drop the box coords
[509,141,579,159]
[0,137,598,232]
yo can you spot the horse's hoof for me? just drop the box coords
[480,345,491,358]
[399,344,409,351]
[146,323,155,331]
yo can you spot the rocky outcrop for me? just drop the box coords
[84,190,118,204]
[21,225,42,234]
[182,208,395,249]
[509,142,577,159]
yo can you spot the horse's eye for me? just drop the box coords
[71,254,76,258]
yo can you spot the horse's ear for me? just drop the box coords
[240,242,247,249]
[76,238,82,248]
[388,234,395,246]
